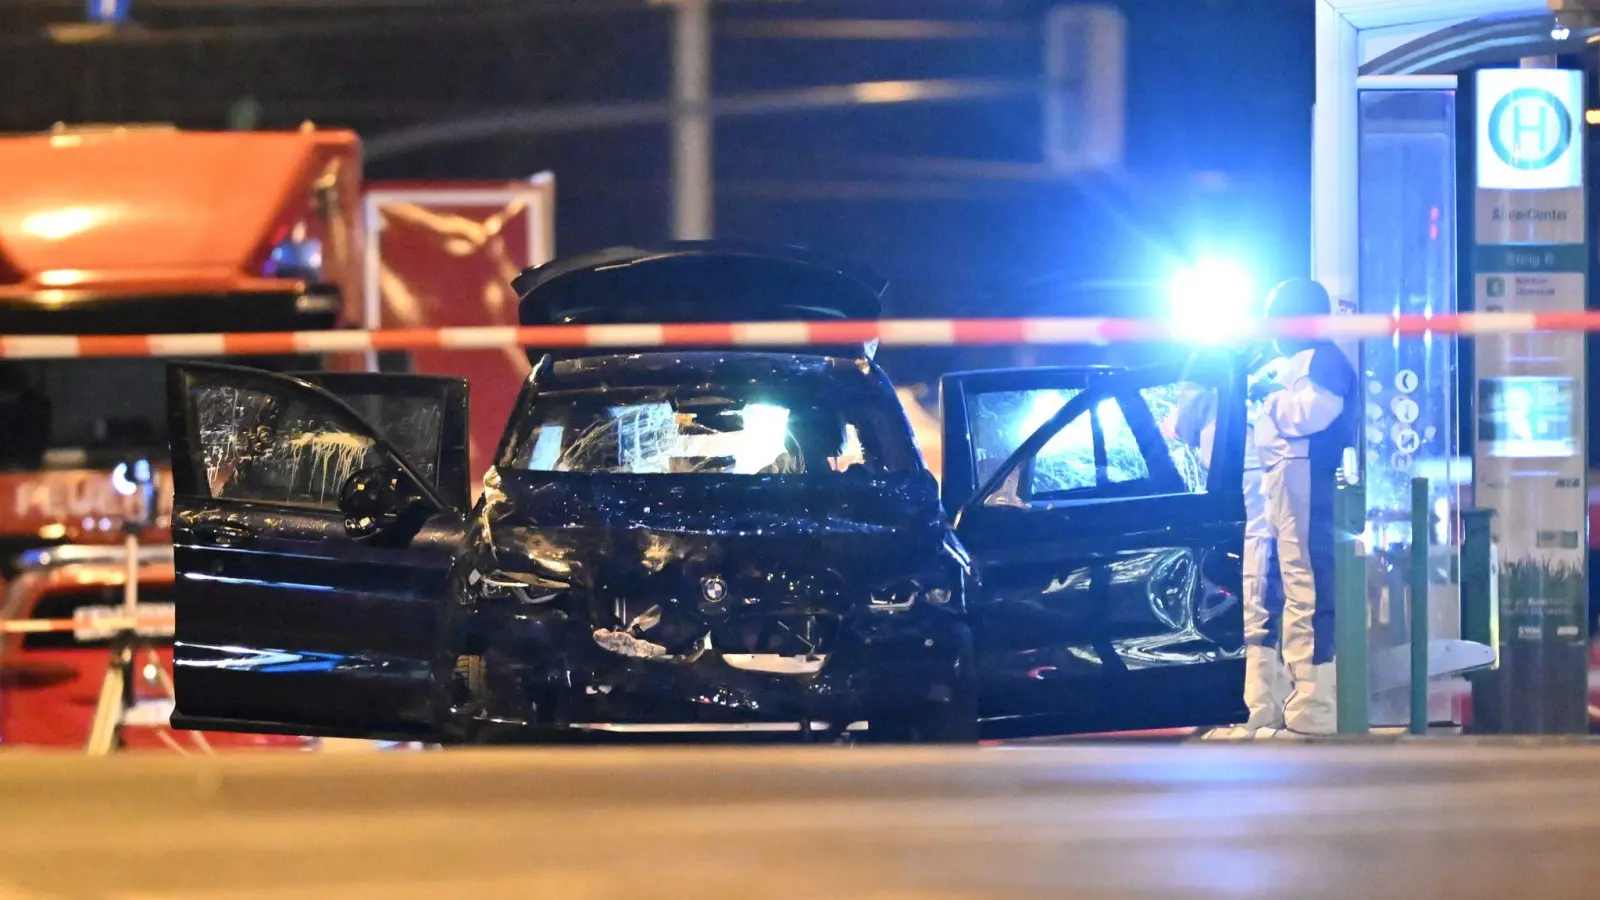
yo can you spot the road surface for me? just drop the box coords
[1,741,1598,898]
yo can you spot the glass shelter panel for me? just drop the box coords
[1357,87,1461,727]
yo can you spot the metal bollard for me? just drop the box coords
[1409,477,1430,736]
[1335,479,1369,735]
[1460,510,1495,658]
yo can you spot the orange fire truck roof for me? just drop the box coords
[0,124,359,298]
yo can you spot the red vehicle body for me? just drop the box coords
[0,125,554,749]
[0,546,302,749]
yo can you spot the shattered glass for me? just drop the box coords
[323,391,444,483]
[191,384,387,508]
[1026,397,1148,494]
[967,389,1084,489]
[1142,382,1208,493]
[971,379,1210,503]
[515,387,893,476]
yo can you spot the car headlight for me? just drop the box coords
[869,579,952,613]
[469,568,566,605]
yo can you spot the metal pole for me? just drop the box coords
[1460,510,1495,651]
[1335,479,1368,735]
[123,532,139,622]
[1409,477,1430,735]
[671,0,713,240]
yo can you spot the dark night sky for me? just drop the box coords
[0,0,1315,376]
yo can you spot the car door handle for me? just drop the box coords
[193,523,253,547]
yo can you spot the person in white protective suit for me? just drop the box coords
[1167,347,1288,740]
[1252,278,1359,737]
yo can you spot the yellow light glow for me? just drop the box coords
[20,207,99,241]
[36,270,89,288]
[853,81,920,104]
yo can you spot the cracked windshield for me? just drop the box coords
[513,387,910,476]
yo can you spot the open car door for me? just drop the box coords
[941,354,1248,738]
[166,364,469,740]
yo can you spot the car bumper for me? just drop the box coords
[471,604,970,734]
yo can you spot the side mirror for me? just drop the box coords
[338,464,428,539]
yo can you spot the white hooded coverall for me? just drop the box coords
[1171,361,1289,733]
[1241,360,1289,731]
[1254,341,1357,735]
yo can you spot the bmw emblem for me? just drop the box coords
[701,575,727,604]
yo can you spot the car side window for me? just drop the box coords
[984,381,1197,507]
[1140,381,1210,494]
[1025,394,1151,498]
[1097,397,1150,486]
[187,381,389,509]
[322,392,444,485]
[967,388,1085,490]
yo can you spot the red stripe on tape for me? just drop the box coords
[806,321,883,344]
[951,319,1030,343]
[76,335,153,358]
[222,332,299,355]
[1532,311,1600,332]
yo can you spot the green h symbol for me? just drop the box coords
[1512,101,1550,156]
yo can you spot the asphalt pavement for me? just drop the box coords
[2,741,1599,898]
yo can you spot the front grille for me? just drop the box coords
[711,613,839,657]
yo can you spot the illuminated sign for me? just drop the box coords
[84,0,128,24]
[1477,69,1584,190]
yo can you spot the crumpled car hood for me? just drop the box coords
[479,468,946,620]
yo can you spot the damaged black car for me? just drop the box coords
[167,243,1250,743]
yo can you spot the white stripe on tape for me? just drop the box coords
[1,620,56,633]
[1460,313,1538,335]
[148,334,227,356]
[586,324,665,346]
[733,322,812,345]
[1,336,80,359]
[1022,318,1110,344]
[880,320,956,345]
[439,326,518,350]
[294,330,374,353]
[1316,315,1396,339]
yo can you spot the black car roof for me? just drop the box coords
[512,242,886,327]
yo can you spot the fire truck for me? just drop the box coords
[0,123,553,749]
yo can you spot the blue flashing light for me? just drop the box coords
[265,236,325,281]
[111,458,151,497]
[85,0,129,24]
[1167,256,1257,345]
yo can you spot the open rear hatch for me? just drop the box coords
[511,241,887,361]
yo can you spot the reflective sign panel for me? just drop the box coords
[1477,68,1584,191]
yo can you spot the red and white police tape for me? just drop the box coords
[0,604,175,640]
[0,311,1588,359]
